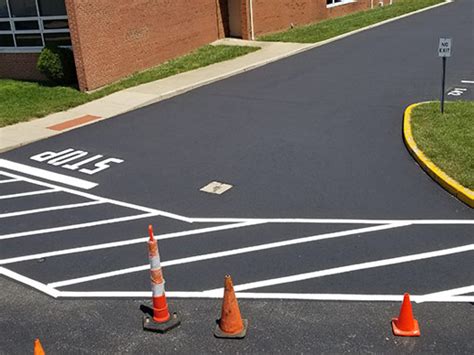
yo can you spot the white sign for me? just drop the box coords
[30,148,124,175]
[438,38,452,57]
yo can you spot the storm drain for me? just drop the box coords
[200,181,233,195]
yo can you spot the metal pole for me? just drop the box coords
[441,56,446,114]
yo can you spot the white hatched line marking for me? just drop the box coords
[0,222,261,265]
[0,178,19,184]
[54,291,474,303]
[0,159,97,190]
[0,188,59,200]
[47,223,406,288]
[190,217,474,224]
[0,200,106,219]
[0,212,159,241]
[0,267,60,298]
[0,170,191,222]
[203,244,474,293]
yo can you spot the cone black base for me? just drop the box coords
[214,319,248,339]
[143,312,181,333]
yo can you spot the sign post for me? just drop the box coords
[438,38,452,114]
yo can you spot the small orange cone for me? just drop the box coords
[392,293,420,337]
[34,339,45,355]
[214,275,248,339]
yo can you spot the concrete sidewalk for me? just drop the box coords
[0,39,313,153]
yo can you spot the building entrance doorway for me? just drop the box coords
[227,0,242,38]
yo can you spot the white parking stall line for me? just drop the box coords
[0,222,260,266]
[0,178,20,184]
[0,266,60,298]
[190,217,474,225]
[0,212,160,241]
[0,200,106,219]
[461,80,474,84]
[0,188,59,200]
[203,244,474,293]
[47,223,408,289]
[0,159,98,190]
[417,285,474,303]
[53,291,474,303]
[0,170,192,223]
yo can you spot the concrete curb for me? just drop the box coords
[403,102,474,208]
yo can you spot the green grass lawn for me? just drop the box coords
[411,101,474,189]
[260,0,445,43]
[0,45,259,127]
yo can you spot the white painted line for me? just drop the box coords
[417,285,474,303]
[0,178,19,184]
[0,212,159,241]
[461,80,474,84]
[0,159,98,190]
[0,188,58,200]
[204,244,474,293]
[190,217,474,225]
[47,223,407,288]
[54,291,474,303]
[0,221,261,265]
[0,266,60,298]
[0,170,192,223]
[0,200,106,219]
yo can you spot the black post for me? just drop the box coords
[441,56,446,114]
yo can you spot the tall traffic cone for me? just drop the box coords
[391,293,420,337]
[142,225,180,333]
[214,275,248,339]
[34,339,45,355]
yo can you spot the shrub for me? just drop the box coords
[37,46,77,85]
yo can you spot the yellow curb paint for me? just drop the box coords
[403,102,474,208]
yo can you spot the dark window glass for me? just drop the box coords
[44,32,70,46]
[38,0,66,16]
[0,21,10,30]
[43,19,68,30]
[15,33,42,46]
[14,20,39,30]
[0,0,8,18]
[9,0,37,17]
[0,34,14,46]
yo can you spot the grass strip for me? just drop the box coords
[411,101,474,189]
[259,0,445,43]
[0,45,259,127]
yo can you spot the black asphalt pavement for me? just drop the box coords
[1,0,473,353]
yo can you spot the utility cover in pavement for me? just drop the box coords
[200,181,233,195]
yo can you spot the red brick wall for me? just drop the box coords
[66,0,225,91]
[0,53,46,82]
[250,0,395,37]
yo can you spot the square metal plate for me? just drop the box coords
[200,181,233,195]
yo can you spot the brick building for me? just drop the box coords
[0,0,393,91]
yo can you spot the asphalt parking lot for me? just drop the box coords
[1,0,473,353]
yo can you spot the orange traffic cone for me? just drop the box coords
[214,275,248,339]
[34,339,45,355]
[142,225,180,333]
[392,293,421,337]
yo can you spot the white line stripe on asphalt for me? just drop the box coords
[0,266,60,298]
[0,200,106,219]
[461,80,474,84]
[190,217,474,224]
[0,178,19,184]
[417,285,474,303]
[0,170,192,223]
[0,222,261,265]
[47,223,408,288]
[54,291,474,303]
[0,188,59,200]
[0,159,98,190]
[0,212,159,241]
[205,244,474,293]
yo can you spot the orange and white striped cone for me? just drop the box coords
[142,225,180,333]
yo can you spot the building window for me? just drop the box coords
[327,0,355,7]
[0,0,70,51]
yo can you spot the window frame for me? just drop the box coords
[0,0,70,52]
[326,0,357,8]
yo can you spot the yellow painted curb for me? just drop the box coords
[403,102,474,208]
